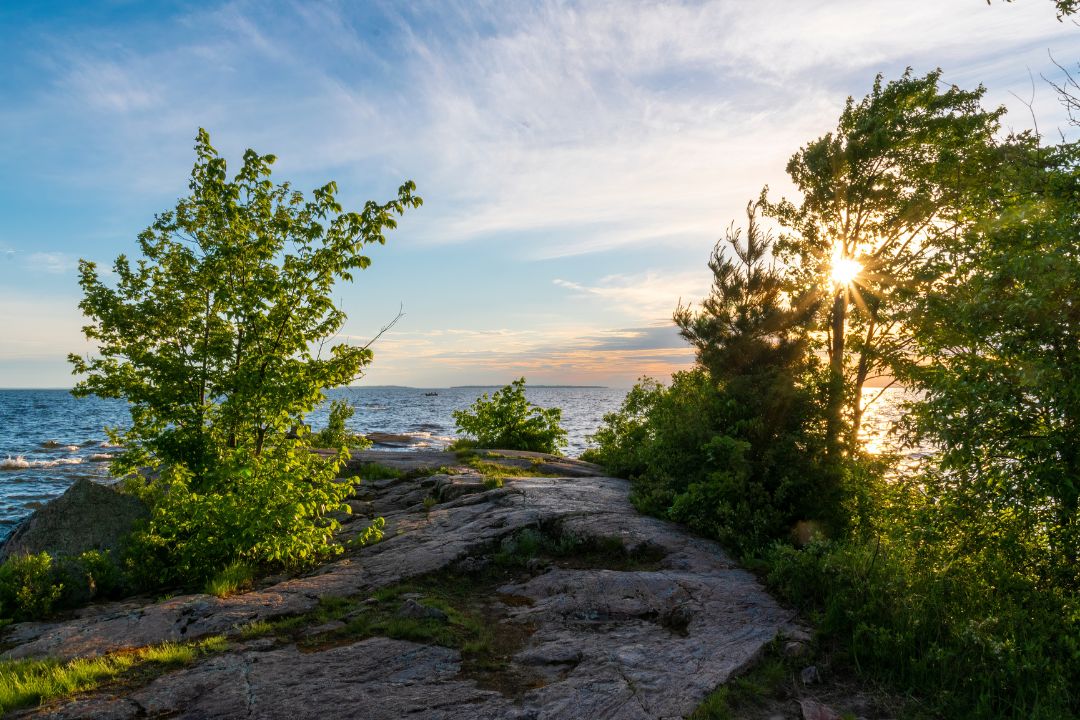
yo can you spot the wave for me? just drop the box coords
[39,440,80,452]
[1,456,84,471]
[88,453,114,462]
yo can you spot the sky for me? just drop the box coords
[0,0,1077,388]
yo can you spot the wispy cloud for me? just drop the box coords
[26,252,79,275]
[554,271,708,320]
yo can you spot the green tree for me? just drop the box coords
[900,135,1080,576]
[589,206,841,553]
[70,129,420,582]
[765,69,1002,455]
[453,378,567,454]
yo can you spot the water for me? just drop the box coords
[0,385,922,540]
[0,386,628,539]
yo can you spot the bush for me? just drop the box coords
[125,442,353,588]
[312,399,371,451]
[0,554,63,621]
[452,378,567,454]
[587,369,841,556]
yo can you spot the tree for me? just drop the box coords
[588,206,842,554]
[675,200,817,379]
[994,0,1079,20]
[453,378,567,454]
[70,129,420,582]
[765,69,1002,455]
[900,135,1080,577]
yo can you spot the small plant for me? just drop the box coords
[312,399,372,452]
[346,517,386,550]
[423,496,438,513]
[452,378,567,454]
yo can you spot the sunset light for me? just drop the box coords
[831,255,863,287]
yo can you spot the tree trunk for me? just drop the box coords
[827,289,847,459]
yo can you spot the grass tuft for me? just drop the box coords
[0,636,226,714]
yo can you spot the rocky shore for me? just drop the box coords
[1,450,802,719]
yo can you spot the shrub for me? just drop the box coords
[0,553,63,621]
[452,378,567,454]
[312,399,371,451]
[125,442,353,588]
[588,369,840,556]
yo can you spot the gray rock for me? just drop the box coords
[800,665,821,685]
[10,458,792,720]
[397,598,448,621]
[0,478,149,562]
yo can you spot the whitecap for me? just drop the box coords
[1,456,84,470]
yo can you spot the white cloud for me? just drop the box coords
[26,252,79,274]
[553,270,709,320]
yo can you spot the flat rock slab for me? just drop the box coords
[10,456,791,719]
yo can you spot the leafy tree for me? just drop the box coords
[453,378,567,454]
[69,129,421,582]
[765,69,1002,454]
[900,135,1080,576]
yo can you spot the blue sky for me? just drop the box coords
[1,0,1077,388]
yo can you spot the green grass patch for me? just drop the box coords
[339,462,405,482]
[0,636,226,714]
[203,561,255,598]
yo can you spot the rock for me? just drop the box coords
[0,478,149,562]
[800,665,821,685]
[799,698,841,720]
[365,432,422,448]
[456,555,491,573]
[397,598,448,622]
[303,620,346,637]
[8,457,792,720]
[783,640,809,658]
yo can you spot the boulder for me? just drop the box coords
[0,479,149,562]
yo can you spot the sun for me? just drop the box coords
[831,256,863,287]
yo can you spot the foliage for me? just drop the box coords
[765,521,1080,718]
[996,0,1079,19]
[764,69,1002,452]
[899,137,1080,580]
[312,399,371,451]
[69,130,416,585]
[0,550,130,622]
[452,378,567,454]
[589,205,841,555]
[0,553,63,621]
[125,442,353,588]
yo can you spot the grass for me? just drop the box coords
[0,636,227,714]
[204,561,255,598]
[690,653,790,720]
[338,462,405,482]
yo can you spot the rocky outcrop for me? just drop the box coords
[8,452,792,719]
[0,478,148,562]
